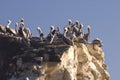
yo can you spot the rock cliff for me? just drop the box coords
[0,34,110,80]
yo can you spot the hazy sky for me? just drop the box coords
[0,0,120,80]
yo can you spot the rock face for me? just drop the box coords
[0,34,110,80]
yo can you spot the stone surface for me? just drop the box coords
[0,34,110,80]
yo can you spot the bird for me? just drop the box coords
[72,20,80,36]
[6,20,17,36]
[76,23,84,38]
[46,25,56,44]
[75,20,79,28]
[15,22,19,35]
[83,25,91,41]
[92,38,103,47]
[50,25,54,33]
[46,26,57,44]
[0,24,6,34]
[37,26,44,42]
[19,18,29,38]
[49,29,56,44]
[63,27,74,45]
[63,27,68,37]
[18,22,26,38]
[26,28,32,38]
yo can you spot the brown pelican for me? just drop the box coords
[37,26,44,41]
[46,25,56,44]
[63,27,74,45]
[67,19,73,30]
[92,38,103,50]
[25,28,31,38]
[6,20,17,36]
[63,27,68,37]
[0,24,6,34]
[76,23,84,38]
[50,25,54,33]
[18,23,26,38]
[49,29,56,44]
[83,25,91,41]
[19,18,28,38]
[72,20,80,37]
[75,20,79,28]
[15,22,19,35]
[92,38,103,47]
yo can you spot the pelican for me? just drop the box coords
[37,26,44,41]
[15,22,19,35]
[46,26,56,44]
[19,18,28,38]
[92,38,103,47]
[18,23,27,38]
[49,29,56,44]
[63,27,74,45]
[76,23,84,38]
[63,27,68,37]
[75,20,79,28]
[68,19,72,24]
[67,19,73,33]
[0,24,6,34]
[50,25,54,33]
[46,25,56,44]
[6,20,17,36]
[92,38,103,50]
[26,28,32,38]
[83,25,91,41]
[20,18,24,27]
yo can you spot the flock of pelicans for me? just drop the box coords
[0,18,92,46]
[0,18,103,80]
[0,18,103,48]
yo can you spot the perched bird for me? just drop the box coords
[83,25,91,41]
[63,27,68,37]
[63,27,74,45]
[37,26,44,42]
[15,22,19,35]
[19,18,29,38]
[18,23,27,38]
[26,28,32,38]
[75,20,79,28]
[6,20,17,36]
[67,19,73,30]
[0,24,6,34]
[92,38,103,47]
[76,23,84,38]
[49,29,56,44]
[50,25,54,33]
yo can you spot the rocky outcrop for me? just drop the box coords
[0,34,110,80]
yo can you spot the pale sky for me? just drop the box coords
[0,0,120,80]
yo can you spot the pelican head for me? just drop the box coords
[68,19,72,24]
[37,26,42,33]
[79,23,83,29]
[64,27,68,32]
[7,20,11,25]
[75,20,79,25]
[87,25,91,30]
[6,20,11,28]
[15,22,18,27]
[50,25,54,31]
[20,18,24,22]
